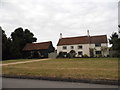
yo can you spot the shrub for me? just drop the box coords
[69,50,76,58]
[96,54,102,57]
[66,53,71,58]
[83,54,89,58]
[89,48,94,57]
[57,52,65,58]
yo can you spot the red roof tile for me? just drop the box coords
[23,41,52,51]
[90,35,107,44]
[57,35,107,46]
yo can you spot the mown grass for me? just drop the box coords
[1,59,38,64]
[2,58,118,80]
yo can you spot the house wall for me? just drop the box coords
[57,44,90,57]
[48,51,57,58]
[90,43,109,57]
[57,43,108,57]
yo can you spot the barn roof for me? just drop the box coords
[23,41,53,51]
[57,35,107,46]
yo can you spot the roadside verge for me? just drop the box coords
[2,74,118,86]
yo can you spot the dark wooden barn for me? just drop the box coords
[23,41,55,58]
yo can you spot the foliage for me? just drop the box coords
[57,51,65,58]
[96,54,102,58]
[10,27,37,59]
[89,48,94,57]
[109,32,120,57]
[24,29,37,43]
[1,27,12,60]
[83,54,89,58]
[66,53,71,58]
[109,32,120,50]
[57,50,77,58]
[101,46,108,51]
[1,26,37,60]
[101,46,108,57]
[69,50,76,58]
[57,51,77,58]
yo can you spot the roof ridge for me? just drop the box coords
[33,41,52,44]
[61,35,107,39]
[61,35,88,39]
[23,41,53,51]
[57,35,107,46]
[90,35,107,37]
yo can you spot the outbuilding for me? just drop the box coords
[23,41,55,58]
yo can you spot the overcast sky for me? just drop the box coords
[0,0,119,47]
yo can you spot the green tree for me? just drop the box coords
[1,27,12,60]
[109,32,119,50]
[24,29,37,43]
[10,27,37,59]
[109,32,120,57]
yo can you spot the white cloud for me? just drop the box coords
[0,0,118,47]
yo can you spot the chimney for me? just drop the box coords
[87,30,90,37]
[87,30,91,44]
[60,33,62,39]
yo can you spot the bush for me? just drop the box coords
[107,55,110,57]
[57,52,65,58]
[69,50,76,58]
[96,54,102,57]
[83,54,88,58]
[66,53,71,58]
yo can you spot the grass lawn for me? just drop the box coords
[1,59,38,64]
[2,58,118,81]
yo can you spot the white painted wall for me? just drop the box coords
[57,44,90,57]
[88,43,109,57]
[57,43,109,57]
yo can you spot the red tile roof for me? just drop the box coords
[57,35,107,46]
[23,41,52,51]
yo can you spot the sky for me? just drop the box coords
[118,1,120,37]
[0,0,119,48]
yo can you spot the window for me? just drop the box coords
[95,51,101,54]
[95,43,101,47]
[78,51,83,55]
[63,46,67,50]
[78,45,82,49]
[71,46,74,49]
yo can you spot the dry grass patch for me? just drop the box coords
[1,59,39,64]
[2,58,118,80]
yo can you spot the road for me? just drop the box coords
[2,78,118,88]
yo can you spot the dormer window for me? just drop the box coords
[95,43,101,47]
[63,46,67,50]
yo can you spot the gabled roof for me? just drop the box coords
[90,35,107,44]
[57,35,107,46]
[23,41,53,51]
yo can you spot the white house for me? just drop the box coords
[57,33,109,57]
